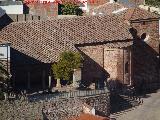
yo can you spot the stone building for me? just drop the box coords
[88,2,160,91]
[0,5,159,91]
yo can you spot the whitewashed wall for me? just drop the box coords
[0,5,23,14]
[0,46,10,60]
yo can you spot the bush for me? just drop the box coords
[146,0,160,7]
[0,91,5,100]
[0,62,9,96]
[60,3,83,16]
[52,51,82,81]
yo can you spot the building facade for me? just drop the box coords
[0,5,159,92]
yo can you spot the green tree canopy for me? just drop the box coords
[60,3,83,16]
[52,51,82,80]
[146,0,160,7]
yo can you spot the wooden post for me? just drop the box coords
[73,68,81,88]
[129,48,132,86]
[27,71,31,90]
[48,75,51,89]
[56,78,61,88]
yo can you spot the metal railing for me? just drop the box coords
[28,87,109,102]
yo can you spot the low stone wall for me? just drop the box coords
[0,93,110,120]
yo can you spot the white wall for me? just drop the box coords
[0,5,23,14]
[79,0,88,11]
[0,46,10,60]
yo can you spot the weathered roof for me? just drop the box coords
[0,38,9,45]
[0,15,132,63]
[119,7,160,21]
[89,2,125,15]
[69,113,109,120]
[88,2,159,20]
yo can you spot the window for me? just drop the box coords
[125,61,129,74]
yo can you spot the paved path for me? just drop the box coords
[111,90,160,120]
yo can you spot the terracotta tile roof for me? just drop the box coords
[0,15,132,63]
[0,39,9,45]
[89,2,125,15]
[69,113,109,120]
[88,2,159,20]
[119,7,160,21]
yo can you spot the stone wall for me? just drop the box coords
[27,3,58,17]
[79,45,104,86]
[131,19,160,91]
[78,45,129,87]
[0,14,45,30]
[0,93,110,120]
[7,14,45,22]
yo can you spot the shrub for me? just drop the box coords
[52,51,82,81]
[60,3,83,16]
[0,91,5,100]
[146,0,160,7]
[0,62,9,95]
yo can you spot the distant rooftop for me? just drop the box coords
[0,1,22,6]
[69,113,109,120]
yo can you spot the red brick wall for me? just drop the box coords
[27,3,58,17]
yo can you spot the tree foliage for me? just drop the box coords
[0,62,9,100]
[60,3,83,16]
[146,0,160,7]
[52,51,82,80]
[0,62,9,85]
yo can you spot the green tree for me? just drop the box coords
[61,3,83,16]
[52,51,82,86]
[0,62,9,83]
[146,0,160,7]
[0,62,9,100]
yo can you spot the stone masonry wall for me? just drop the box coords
[78,45,129,87]
[8,14,45,22]
[79,45,104,86]
[27,3,58,17]
[0,93,110,120]
[131,20,160,90]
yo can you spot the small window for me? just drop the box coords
[141,21,146,25]
[125,62,129,74]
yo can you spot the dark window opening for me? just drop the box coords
[125,61,129,74]
[141,21,146,25]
